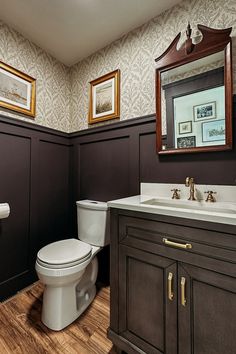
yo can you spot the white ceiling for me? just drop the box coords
[0,0,181,66]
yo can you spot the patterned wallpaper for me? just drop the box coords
[70,0,236,132]
[0,21,71,132]
[0,0,236,133]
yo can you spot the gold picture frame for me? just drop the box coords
[88,69,120,124]
[0,61,36,118]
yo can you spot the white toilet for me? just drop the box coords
[35,200,109,331]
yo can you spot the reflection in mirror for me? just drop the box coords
[161,51,225,150]
[155,24,232,155]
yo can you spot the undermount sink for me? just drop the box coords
[108,183,236,225]
[140,198,236,215]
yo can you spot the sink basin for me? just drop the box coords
[140,198,236,215]
[108,191,236,226]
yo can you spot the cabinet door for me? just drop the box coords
[119,245,177,354]
[178,263,236,354]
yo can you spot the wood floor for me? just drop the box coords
[0,282,117,354]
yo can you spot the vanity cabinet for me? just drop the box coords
[119,246,177,354]
[108,208,236,354]
[178,263,236,354]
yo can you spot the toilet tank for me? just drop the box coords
[76,200,110,246]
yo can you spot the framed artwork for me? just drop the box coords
[88,69,120,124]
[178,120,192,135]
[202,119,225,142]
[0,61,36,117]
[177,136,196,148]
[193,101,216,121]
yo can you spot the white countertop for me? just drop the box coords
[108,194,236,226]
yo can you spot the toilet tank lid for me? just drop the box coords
[76,199,108,211]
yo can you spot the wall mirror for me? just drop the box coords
[155,24,233,154]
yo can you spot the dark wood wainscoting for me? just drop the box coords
[70,97,236,284]
[0,116,70,301]
[71,95,236,206]
[0,95,235,299]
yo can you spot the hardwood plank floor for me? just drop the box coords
[0,282,117,354]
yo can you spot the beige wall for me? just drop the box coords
[70,0,236,132]
[1,0,236,133]
[0,21,71,132]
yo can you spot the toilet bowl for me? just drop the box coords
[35,200,109,331]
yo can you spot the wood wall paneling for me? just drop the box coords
[139,128,236,185]
[79,137,130,201]
[0,132,31,298]
[38,140,70,248]
[0,118,70,300]
[0,95,235,299]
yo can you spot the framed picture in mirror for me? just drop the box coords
[193,101,216,121]
[202,119,225,143]
[177,136,196,148]
[178,121,192,134]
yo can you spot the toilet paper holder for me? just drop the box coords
[0,203,10,219]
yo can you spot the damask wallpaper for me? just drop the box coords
[0,20,71,132]
[0,0,236,133]
[70,0,236,132]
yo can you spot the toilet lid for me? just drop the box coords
[37,239,92,267]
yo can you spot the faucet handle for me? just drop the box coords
[204,191,217,203]
[185,176,194,187]
[171,189,181,199]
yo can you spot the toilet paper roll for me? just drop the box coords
[0,203,10,219]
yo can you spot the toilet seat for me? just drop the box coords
[37,239,92,269]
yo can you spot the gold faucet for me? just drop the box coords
[185,177,196,201]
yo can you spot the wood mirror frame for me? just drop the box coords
[155,24,232,155]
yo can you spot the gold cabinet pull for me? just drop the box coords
[181,277,187,306]
[163,238,192,250]
[168,272,174,301]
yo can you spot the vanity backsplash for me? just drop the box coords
[141,182,236,203]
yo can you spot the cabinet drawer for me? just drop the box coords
[118,215,236,265]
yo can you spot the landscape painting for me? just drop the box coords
[95,80,113,115]
[0,70,29,107]
[0,61,36,117]
[88,69,120,124]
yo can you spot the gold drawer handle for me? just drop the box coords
[163,238,192,249]
[181,277,187,306]
[168,272,174,301]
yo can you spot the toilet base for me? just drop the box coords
[42,284,96,331]
[41,257,98,331]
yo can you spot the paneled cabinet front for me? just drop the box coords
[119,245,177,354]
[108,209,236,354]
[178,263,236,354]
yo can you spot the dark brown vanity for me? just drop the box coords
[108,208,236,354]
[108,23,235,354]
